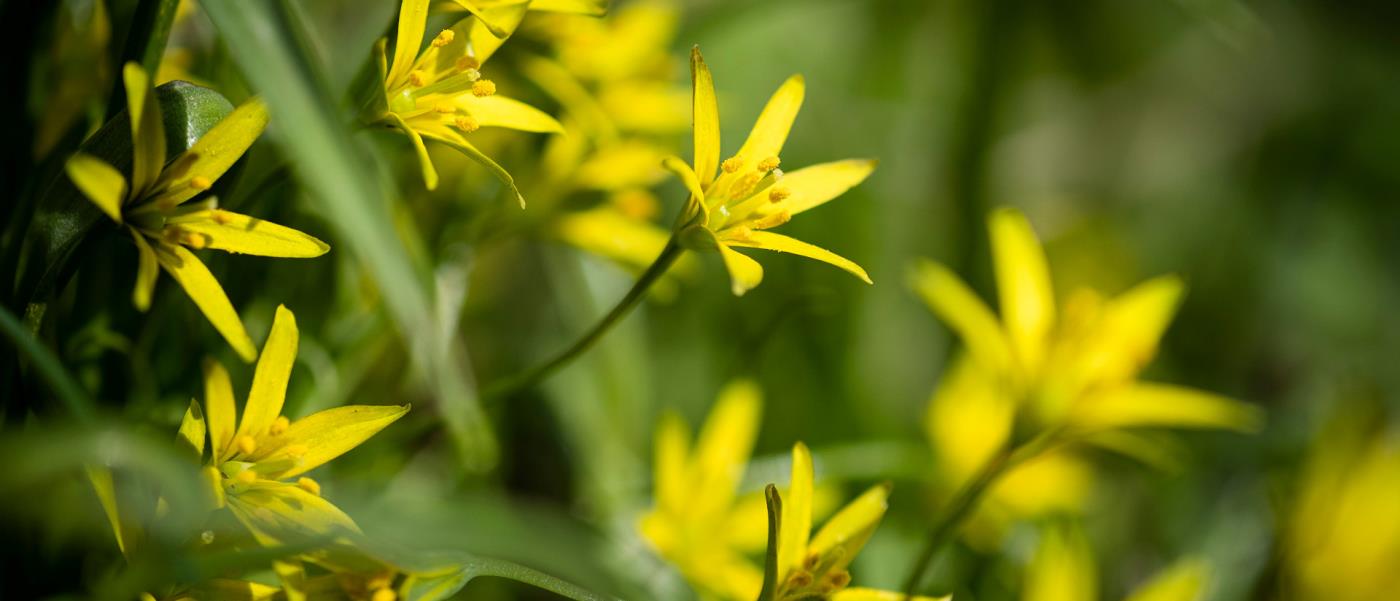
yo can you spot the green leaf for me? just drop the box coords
[0,304,95,423]
[200,0,498,470]
[756,484,782,601]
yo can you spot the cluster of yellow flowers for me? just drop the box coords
[56,1,1289,600]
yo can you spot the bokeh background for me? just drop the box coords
[3,0,1399,599]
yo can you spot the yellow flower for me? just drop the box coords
[765,443,948,601]
[913,206,1259,453]
[665,48,876,296]
[639,380,766,601]
[65,63,328,362]
[1024,521,1208,601]
[1285,408,1400,601]
[374,0,562,203]
[175,305,409,545]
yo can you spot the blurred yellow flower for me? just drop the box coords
[666,48,876,296]
[639,379,766,600]
[1285,410,1400,601]
[65,63,328,362]
[766,443,948,601]
[1025,521,1207,601]
[373,0,562,203]
[184,305,409,545]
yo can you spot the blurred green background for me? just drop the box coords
[3,0,1399,599]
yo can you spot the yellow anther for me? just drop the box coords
[297,477,321,496]
[433,102,456,114]
[211,209,232,224]
[235,434,257,455]
[431,29,454,48]
[282,443,309,458]
[724,226,754,242]
[371,587,397,601]
[182,231,209,250]
[190,175,213,191]
[454,116,480,133]
[786,570,813,589]
[471,79,496,97]
[730,172,761,198]
[721,156,744,173]
[367,573,394,591]
[826,570,851,588]
[752,210,792,230]
[768,186,791,203]
[269,416,290,436]
[409,70,427,87]
[234,470,258,485]
[757,156,781,172]
[455,55,480,72]
[803,553,820,570]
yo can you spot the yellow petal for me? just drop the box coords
[926,356,1014,482]
[272,560,308,601]
[173,210,330,258]
[155,243,256,362]
[910,259,1015,379]
[736,74,804,164]
[461,94,563,133]
[690,46,720,188]
[1076,275,1185,385]
[553,207,673,272]
[387,113,439,190]
[387,0,430,90]
[204,359,238,464]
[833,589,951,601]
[653,412,691,514]
[690,379,762,519]
[989,207,1055,374]
[66,154,127,223]
[718,244,764,296]
[460,2,529,63]
[151,99,270,206]
[226,481,361,544]
[176,399,207,459]
[123,62,166,197]
[129,228,158,310]
[778,442,814,579]
[780,159,876,216]
[86,466,135,556]
[807,483,889,573]
[235,305,298,442]
[1025,523,1097,601]
[1069,383,1262,433]
[662,156,706,205]
[1123,559,1208,601]
[416,123,525,207]
[187,579,282,601]
[726,230,872,284]
[256,404,410,479]
[528,0,606,14]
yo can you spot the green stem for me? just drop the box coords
[900,431,1060,598]
[483,237,684,402]
[0,304,95,423]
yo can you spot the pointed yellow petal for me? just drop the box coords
[778,442,814,579]
[833,589,951,601]
[1069,383,1262,433]
[386,113,439,190]
[910,259,1015,378]
[1123,559,1208,601]
[1025,523,1097,601]
[416,123,525,206]
[691,379,762,518]
[718,244,764,296]
[387,0,431,89]
[173,210,330,258]
[226,481,361,544]
[124,62,166,197]
[662,155,706,205]
[461,94,564,133]
[176,399,207,459]
[155,243,257,362]
[690,46,720,188]
[151,99,270,206]
[807,483,889,573]
[86,466,134,556]
[235,305,298,442]
[989,207,1055,373]
[926,356,1014,482]
[528,0,607,14]
[257,404,411,479]
[1076,275,1185,385]
[552,207,673,272]
[735,75,804,166]
[129,228,159,310]
[67,154,127,223]
[654,412,691,513]
[780,159,876,216]
[727,230,872,284]
[204,359,238,464]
